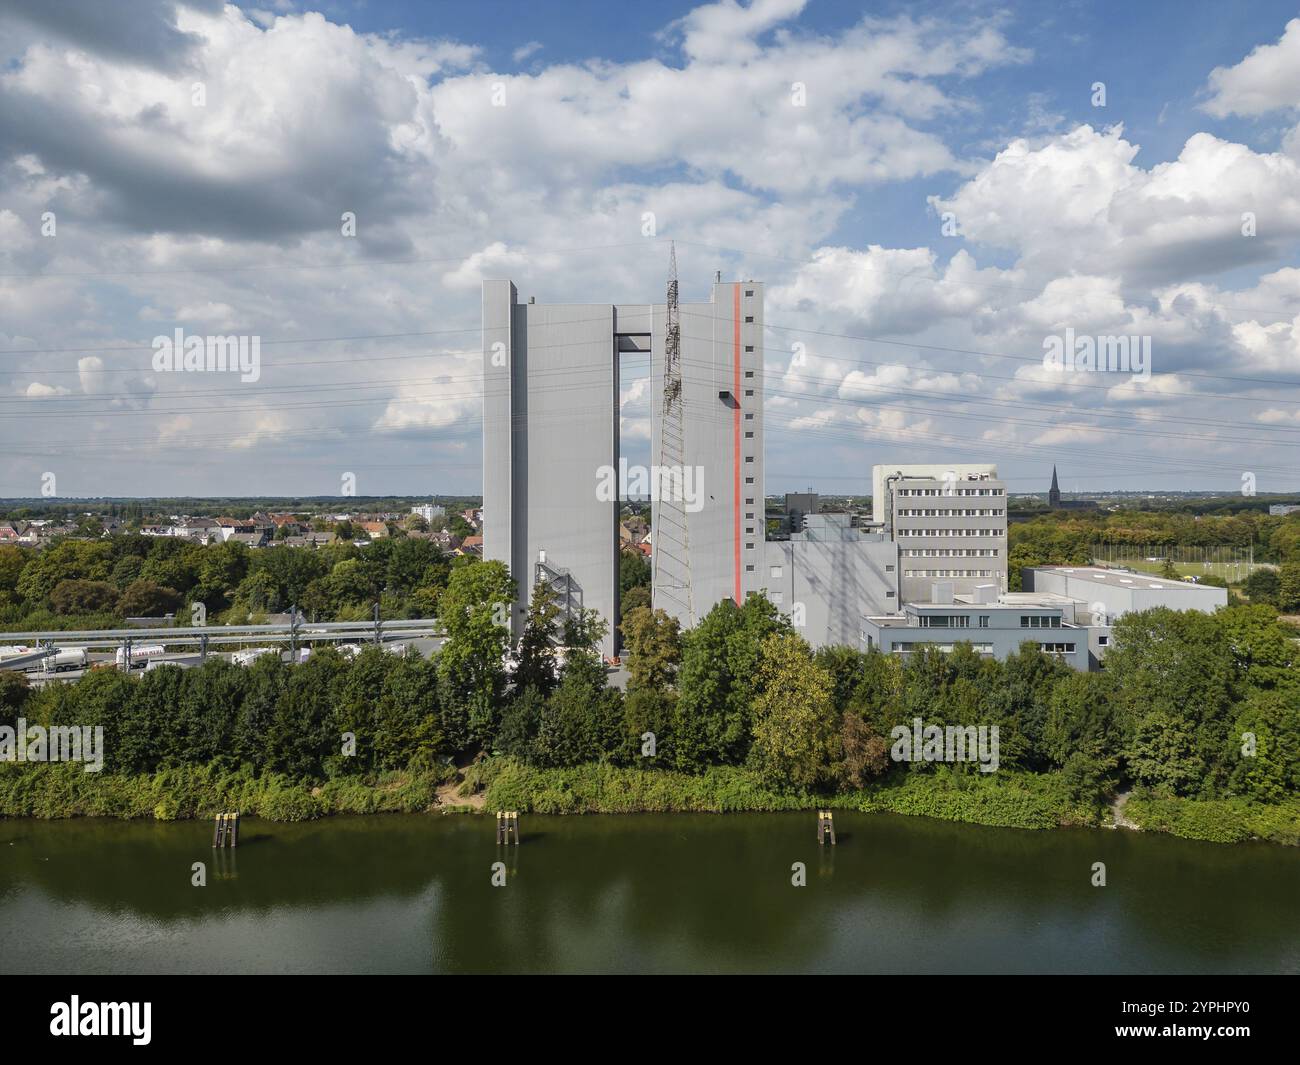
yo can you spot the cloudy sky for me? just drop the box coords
[1,0,1299,499]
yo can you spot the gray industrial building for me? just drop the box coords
[1023,565,1228,618]
[483,275,767,658]
[761,512,898,648]
[481,272,898,655]
[1023,565,1228,667]
[481,273,1225,668]
[647,277,768,632]
[482,280,626,658]
[782,491,819,536]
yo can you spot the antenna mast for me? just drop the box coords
[655,242,694,625]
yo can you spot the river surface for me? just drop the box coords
[2,812,1298,974]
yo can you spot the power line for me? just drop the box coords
[758,319,1300,392]
[7,232,1299,326]
[0,326,484,357]
[9,301,1299,397]
[6,378,1295,483]
[672,238,1300,325]
[7,334,1300,456]
[0,239,659,280]
[4,302,1297,486]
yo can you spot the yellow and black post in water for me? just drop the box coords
[817,810,836,846]
[212,811,241,848]
[496,810,520,845]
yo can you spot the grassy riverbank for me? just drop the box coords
[476,759,1299,843]
[0,758,1097,830]
[1123,792,1300,846]
[0,762,453,821]
[5,758,1299,845]
[475,758,1099,829]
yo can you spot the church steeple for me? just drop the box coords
[1049,465,1061,508]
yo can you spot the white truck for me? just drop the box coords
[115,644,166,669]
[41,647,90,673]
[0,645,41,671]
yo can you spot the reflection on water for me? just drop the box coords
[2,812,1298,974]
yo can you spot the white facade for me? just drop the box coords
[876,466,1008,602]
[871,463,999,526]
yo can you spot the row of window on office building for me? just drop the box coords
[894,487,1005,496]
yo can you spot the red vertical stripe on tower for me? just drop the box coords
[733,283,742,605]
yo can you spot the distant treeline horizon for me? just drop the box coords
[2,492,1299,524]
[0,496,484,505]
[0,496,485,520]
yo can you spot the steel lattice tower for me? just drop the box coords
[654,242,694,625]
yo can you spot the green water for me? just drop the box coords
[2,812,1297,974]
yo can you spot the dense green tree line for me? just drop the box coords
[1241,566,1300,613]
[0,496,479,523]
[3,557,1296,823]
[0,535,460,629]
[0,646,448,779]
[458,562,1299,808]
[1008,511,1300,587]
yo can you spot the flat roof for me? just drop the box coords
[907,593,1072,609]
[977,592,1077,606]
[892,476,1004,484]
[1031,566,1217,592]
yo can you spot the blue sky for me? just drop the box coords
[336,0,1300,260]
[2,0,1300,499]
